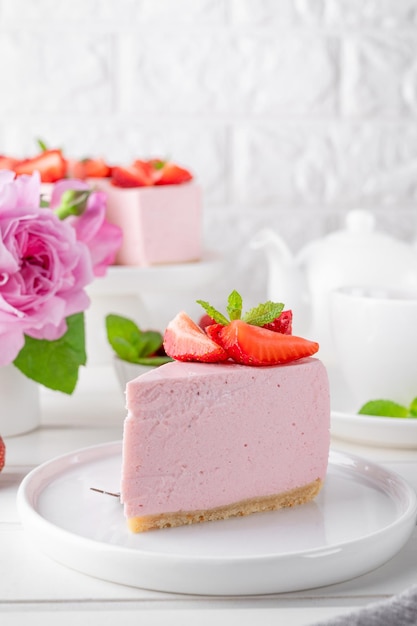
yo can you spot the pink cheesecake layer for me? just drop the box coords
[90,179,202,266]
[121,358,330,519]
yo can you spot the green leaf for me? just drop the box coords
[243,301,285,326]
[131,356,172,366]
[196,300,229,325]
[358,399,409,418]
[106,314,142,361]
[135,330,164,358]
[105,314,166,363]
[226,290,242,321]
[408,397,417,417]
[13,313,86,394]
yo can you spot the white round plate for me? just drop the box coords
[329,368,417,449]
[17,442,416,596]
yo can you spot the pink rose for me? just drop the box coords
[0,172,93,366]
[50,180,122,277]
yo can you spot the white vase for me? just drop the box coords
[0,365,41,437]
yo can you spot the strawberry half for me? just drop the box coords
[0,436,5,472]
[215,320,318,366]
[263,310,293,334]
[68,157,111,179]
[14,149,66,182]
[111,163,154,188]
[164,312,229,363]
[0,155,19,170]
[155,162,193,185]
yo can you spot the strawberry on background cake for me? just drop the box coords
[121,291,330,533]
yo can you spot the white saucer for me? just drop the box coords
[329,368,417,449]
[331,410,417,449]
[17,442,416,595]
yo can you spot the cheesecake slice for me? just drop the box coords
[121,358,330,532]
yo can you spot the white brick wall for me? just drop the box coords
[0,0,416,307]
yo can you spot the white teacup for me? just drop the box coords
[330,286,417,408]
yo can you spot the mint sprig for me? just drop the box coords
[196,300,229,325]
[358,398,417,418]
[105,314,172,366]
[197,289,284,327]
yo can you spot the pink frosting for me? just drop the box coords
[121,358,330,518]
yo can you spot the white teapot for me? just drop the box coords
[251,210,417,365]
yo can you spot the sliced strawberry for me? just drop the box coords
[0,436,5,472]
[155,162,193,185]
[111,162,154,188]
[68,158,111,179]
[164,312,229,363]
[14,149,67,182]
[204,323,224,344]
[0,155,19,170]
[215,320,318,366]
[263,310,293,334]
[132,159,158,184]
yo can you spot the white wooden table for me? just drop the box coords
[2,366,417,626]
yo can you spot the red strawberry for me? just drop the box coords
[0,155,19,170]
[263,310,293,334]
[0,436,5,472]
[132,159,158,184]
[205,323,224,344]
[164,312,229,363]
[68,158,111,179]
[14,149,67,182]
[155,162,193,185]
[111,163,154,188]
[215,320,318,366]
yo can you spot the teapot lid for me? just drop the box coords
[302,209,406,254]
[298,209,417,288]
[344,209,375,234]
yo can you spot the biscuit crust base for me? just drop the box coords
[127,478,323,533]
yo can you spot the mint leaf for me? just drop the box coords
[196,300,229,325]
[105,314,170,364]
[409,397,417,417]
[226,290,242,320]
[243,301,284,326]
[106,314,142,362]
[358,399,409,418]
[13,313,86,394]
[197,291,286,327]
[133,355,172,366]
[135,330,164,358]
